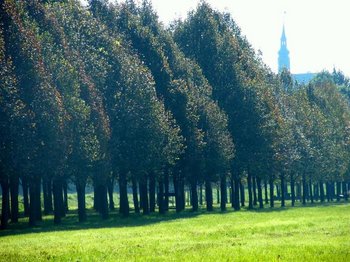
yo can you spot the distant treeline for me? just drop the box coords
[1,0,350,229]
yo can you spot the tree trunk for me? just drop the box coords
[158,178,165,214]
[264,179,269,204]
[216,185,220,204]
[296,183,301,201]
[269,178,274,208]
[174,174,185,212]
[256,176,263,209]
[119,172,129,217]
[22,177,29,217]
[131,178,140,213]
[247,174,253,209]
[107,177,115,210]
[309,180,314,204]
[291,175,295,207]
[97,183,109,219]
[10,175,19,223]
[326,182,331,202]
[164,172,169,211]
[0,178,10,229]
[302,174,307,205]
[205,179,213,211]
[336,182,341,202]
[140,178,149,215]
[240,181,245,207]
[29,176,42,226]
[220,175,227,211]
[199,183,203,206]
[190,179,198,212]
[53,178,63,225]
[319,181,325,202]
[76,180,86,222]
[343,182,348,201]
[276,184,281,200]
[93,184,100,212]
[230,179,234,207]
[149,175,156,213]
[252,176,257,206]
[43,177,53,215]
[313,183,319,201]
[280,174,285,207]
[63,180,68,214]
[233,178,240,210]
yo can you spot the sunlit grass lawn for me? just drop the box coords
[0,201,349,261]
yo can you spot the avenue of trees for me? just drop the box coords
[1,0,350,229]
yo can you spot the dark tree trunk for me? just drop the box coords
[264,179,269,204]
[309,180,314,204]
[216,185,220,204]
[76,180,86,222]
[119,173,129,217]
[174,174,185,212]
[140,178,149,215]
[319,181,325,202]
[220,176,227,211]
[190,179,198,212]
[158,178,165,214]
[247,174,253,209]
[297,183,302,201]
[53,178,63,225]
[97,183,109,219]
[149,175,156,213]
[10,175,19,223]
[343,182,348,201]
[205,179,213,211]
[252,176,257,206]
[1,178,10,229]
[107,177,115,210]
[63,180,68,214]
[313,183,319,201]
[93,184,100,212]
[240,181,245,207]
[29,176,42,226]
[336,182,341,202]
[326,182,331,202]
[43,177,53,215]
[302,175,307,205]
[131,178,140,214]
[199,183,203,206]
[276,184,281,200]
[230,179,234,206]
[22,177,29,217]
[256,176,263,209]
[233,178,240,210]
[280,174,285,207]
[269,178,274,208]
[291,175,295,207]
[164,172,169,211]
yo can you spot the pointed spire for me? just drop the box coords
[281,24,286,42]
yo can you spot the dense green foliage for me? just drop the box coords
[1,0,350,230]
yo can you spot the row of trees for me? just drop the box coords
[1,0,349,229]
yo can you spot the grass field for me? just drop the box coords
[0,201,349,261]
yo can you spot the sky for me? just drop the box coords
[81,0,350,76]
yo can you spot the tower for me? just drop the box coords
[278,25,290,72]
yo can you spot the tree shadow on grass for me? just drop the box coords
[0,201,348,237]
[0,207,205,237]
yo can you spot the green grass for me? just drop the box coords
[0,202,349,261]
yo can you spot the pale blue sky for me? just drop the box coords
[81,0,350,76]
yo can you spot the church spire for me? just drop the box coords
[278,24,290,73]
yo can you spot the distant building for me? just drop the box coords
[278,25,290,73]
[277,25,316,84]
